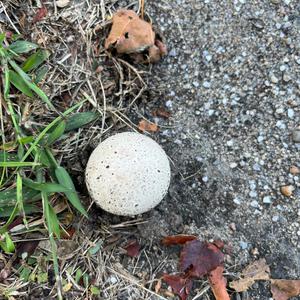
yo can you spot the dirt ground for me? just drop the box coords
[1,0,300,299]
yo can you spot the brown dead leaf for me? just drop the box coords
[162,235,197,246]
[105,10,155,54]
[138,120,158,132]
[152,108,171,119]
[124,239,140,257]
[230,258,270,292]
[208,266,230,300]
[32,7,48,23]
[163,274,192,300]
[271,279,300,300]
[180,240,224,278]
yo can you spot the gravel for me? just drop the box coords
[144,0,300,298]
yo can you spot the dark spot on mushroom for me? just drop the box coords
[114,151,117,154]
[157,170,161,173]
[135,204,138,207]
[101,161,103,164]
[97,176,101,179]
[106,165,110,169]
[111,173,114,176]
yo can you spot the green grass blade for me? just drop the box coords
[4,63,10,99]
[0,161,40,167]
[45,120,66,145]
[34,65,49,84]
[55,166,87,216]
[8,41,38,54]
[22,49,50,72]
[9,70,34,97]
[0,232,15,253]
[65,112,99,132]
[0,151,18,162]
[19,136,34,144]
[0,204,40,217]
[0,186,40,207]
[0,33,5,43]
[48,204,61,238]
[21,100,86,163]
[42,192,60,238]
[8,59,54,109]
[23,178,72,193]
[17,173,27,224]
[41,191,63,299]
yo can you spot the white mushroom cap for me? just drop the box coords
[85,132,171,216]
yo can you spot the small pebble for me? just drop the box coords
[283,73,291,82]
[202,176,208,182]
[257,136,264,143]
[165,100,173,108]
[263,196,272,204]
[280,185,294,197]
[239,241,248,250]
[276,120,286,129]
[230,162,238,169]
[287,109,294,119]
[233,197,241,205]
[279,65,287,72]
[289,165,300,175]
[203,81,211,88]
[292,129,300,142]
[227,140,234,147]
[250,200,259,208]
[229,223,236,231]
[168,49,177,57]
[253,163,261,171]
[270,74,279,83]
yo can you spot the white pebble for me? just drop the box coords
[287,108,294,119]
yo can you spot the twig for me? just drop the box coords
[140,0,145,19]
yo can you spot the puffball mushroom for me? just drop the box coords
[85,132,171,216]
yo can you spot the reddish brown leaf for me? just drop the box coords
[271,279,300,300]
[152,108,171,119]
[138,119,159,132]
[162,235,197,246]
[105,10,155,54]
[213,240,225,249]
[208,266,230,300]
[32,7,48,23]
[180,240,224,278]
[163,274,192,300]
[124,239,140,257]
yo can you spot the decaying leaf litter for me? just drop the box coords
[1,0,300,299]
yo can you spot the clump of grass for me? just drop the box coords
[0,34,98,299]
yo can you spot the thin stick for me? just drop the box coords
[140,0,145,19]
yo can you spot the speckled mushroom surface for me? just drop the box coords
[85,132,171,216]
